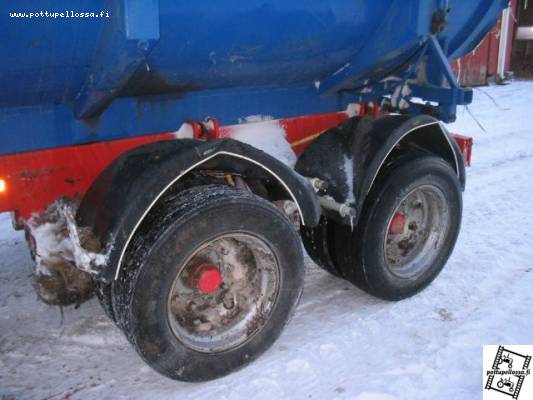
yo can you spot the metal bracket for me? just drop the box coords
[337,35,473,123]
[318,196,356,220]
[407,35,473,122]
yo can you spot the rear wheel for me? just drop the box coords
[336,155,462,301]
[112,185,304,381]
[91,171,224,323]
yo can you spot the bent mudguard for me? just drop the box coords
[76,138,320,282]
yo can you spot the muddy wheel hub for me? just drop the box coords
[167,234,280,353]
[384,185,451,278]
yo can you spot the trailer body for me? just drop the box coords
[0,0,505,153]
[0,0,508,382]
[0,0,506,219]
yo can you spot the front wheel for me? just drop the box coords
[112,185,304,381]
[336,155,462,301]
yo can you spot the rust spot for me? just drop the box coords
[123,70,200,97]
[64,177,76,187]
[14,168,57,179]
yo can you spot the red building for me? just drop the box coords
[512,0,533,76]
[453,0,518,86]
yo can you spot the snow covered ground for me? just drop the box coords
[1,82,533,400]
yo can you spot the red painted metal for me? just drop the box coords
[388,212,407,235]
[205,117,222,140]
[0,112,350,220]
[189,264,223,294]
[187,120,206,139]
[217,111,354,155]
[0,107,474,222]
[452,134,473,167]
[0,133,174,220]
[282,112,352,155]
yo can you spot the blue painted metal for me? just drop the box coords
[74,0,160,118]
[0,0,507,155]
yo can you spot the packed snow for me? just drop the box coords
[1,82,533,400]
[171,116,298,167]
[171,123,195,140]
[229,118,297,167]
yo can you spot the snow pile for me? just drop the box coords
[229,118,297,167]
[171,116,297,167]
[238,115,274,124]
[171,123,195,139]
[346,103,362,117]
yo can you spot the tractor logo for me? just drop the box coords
[497,354,514,370]
[484,346,532,399]
[496,377,515,393]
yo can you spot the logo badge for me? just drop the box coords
[484,345,532,399]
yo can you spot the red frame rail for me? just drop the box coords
[0,108,472,221]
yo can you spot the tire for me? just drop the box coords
[90,171,222,323]
[112,185,304,381]
[335,155,462,301]
[301,217,344,278]
[94,280,115,321]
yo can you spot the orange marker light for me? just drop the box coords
[0,178,6,193]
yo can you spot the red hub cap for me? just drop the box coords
[389,212,407,235]
[189,264,223,294]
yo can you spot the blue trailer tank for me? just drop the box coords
[0,0,507,155]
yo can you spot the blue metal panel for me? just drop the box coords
[0,0,507,155]
[0,84,358,154]
[318,0,435,95]
[123,0,159,40]
[74,0,161,118]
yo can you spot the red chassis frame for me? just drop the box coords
[0,107,473,222]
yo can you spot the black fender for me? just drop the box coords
[295,114,465,224]
[77,138,320,282]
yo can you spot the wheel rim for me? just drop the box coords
[167,233,280,353]
[384,185,451,279]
